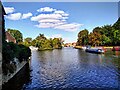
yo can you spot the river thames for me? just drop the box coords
[3,47,120,90]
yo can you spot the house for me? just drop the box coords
[5,31,16,43]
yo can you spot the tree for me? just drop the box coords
[36,34,46,41]
[52,38,62,49]
[77,29,89,46]
[31,39,37,46]
[7,29,23,43]
[23,37,32,47]
[76,17,120,46]
[101,35,111,46]
[34,34,62,50]
[101,25,113,37]
[88,32,102,46]
[113,17,120,30]
[93,27,102,34]
[112,29,120,45]
[24,37,32,43]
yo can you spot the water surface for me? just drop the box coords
[22,47,120,90]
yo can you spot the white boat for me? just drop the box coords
[29,46,38,51]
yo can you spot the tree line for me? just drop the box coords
[76,17,120,46]
[23,34,63,50]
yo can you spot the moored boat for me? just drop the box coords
[85,48,104,54]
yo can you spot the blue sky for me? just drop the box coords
[3,2,118,43]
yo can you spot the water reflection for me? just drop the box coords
[22,48,120,89]
[3,48,120,90]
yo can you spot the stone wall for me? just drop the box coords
[2,60,27,85]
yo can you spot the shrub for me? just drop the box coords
[2,42,31,75]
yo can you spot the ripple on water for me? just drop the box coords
[22,48,120,89]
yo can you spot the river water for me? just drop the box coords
[3,47,120,90]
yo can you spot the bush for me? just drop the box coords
[2,42,14,64]
[18,44,31,62]
[2,42,31,75]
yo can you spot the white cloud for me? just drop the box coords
[35,22,66,28]
[54,10,69,17]
[31,14,65,21]
[54,23,82,32]
[37,7,56,12]
[4,7,15,14]
[31,7,82,32]
[5,13,22,20]
[22,13,32,19]
[35,23,55,28]
[38,19,65,23]
[35,22,82,32]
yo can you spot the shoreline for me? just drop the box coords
[74,46,120,51]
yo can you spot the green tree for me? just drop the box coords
[52,38,62,49]
[23,37,32,47]
[36,34,46,41]
[93,27,103,35]
[113,17,120,30]
[77,29,89,46]
[112,29,120,45]
[88,32,102,46]
[101,35,111,46]
[31,39,37,46]
[34,34,63,50]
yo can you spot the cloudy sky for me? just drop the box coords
[3,2,118,43]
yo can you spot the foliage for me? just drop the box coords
[2,42,31,75]
[2,42,15,64]
[17,44,31,62]
[77,29,89,46]
[28,34,63,50]
[77,17,120,46]
[113,17,120,30]
[36,34,47,41]
[88,32,102,46]
[7,29,23,43]
[52,38,62,49]
[23,37,32,47]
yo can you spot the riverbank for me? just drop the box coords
[74,46,118,51]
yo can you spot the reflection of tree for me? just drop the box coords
[112,51,120,70]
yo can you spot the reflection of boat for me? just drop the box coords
[85,48,104,54]
[82,46,87,51]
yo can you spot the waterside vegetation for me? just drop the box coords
[76,17,120,46]
[3,29,31,75]
[23,34,63,51]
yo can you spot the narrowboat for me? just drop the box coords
[85,48,104,54]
